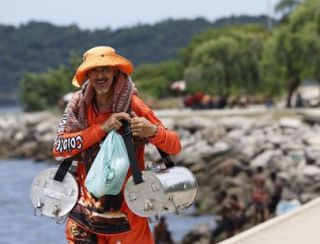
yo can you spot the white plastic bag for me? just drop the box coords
[85,130,130,197]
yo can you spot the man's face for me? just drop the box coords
[87,66,116,95]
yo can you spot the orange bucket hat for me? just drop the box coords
[72,46,134,87]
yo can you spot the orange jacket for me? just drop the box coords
[53,95,181,243]
[53,94,181,162]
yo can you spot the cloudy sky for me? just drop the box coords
[1,0,280,30]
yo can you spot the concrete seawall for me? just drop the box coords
[220,197,320,244]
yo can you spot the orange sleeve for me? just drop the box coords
[131,95,181,155]
[52,114,106,161]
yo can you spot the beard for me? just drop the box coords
[94,78,113,95]
[96,87,110,95]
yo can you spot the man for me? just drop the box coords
[209,191,236,244]
[268,171,283,216]
[251,166,270,225]
[53,46,181,244]
[153,216,173,244]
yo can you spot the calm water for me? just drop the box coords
[0,105,21,114]
[0,159,215,244]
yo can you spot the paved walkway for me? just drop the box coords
[220,197,320,244]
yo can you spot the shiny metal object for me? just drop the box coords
[124,166,198,218]
[30,168,79,223]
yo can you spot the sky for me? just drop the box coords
[1,0,280,30]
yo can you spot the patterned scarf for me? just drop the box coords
[63,72,136,166]
[61,75,138,233]
[65,72,135,133]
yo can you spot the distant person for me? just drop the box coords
[229,194,247,233]
[268,171,283,217]
[153,216,174,244]
[183,94,194,108]
[216,95,227,109]
[239,96,248,108]
[201,94,214,109]
[295,92,304,108]
[265,97,274,108]
[192,92,205,109]
[209,191,237,244]
[251,166,270,225]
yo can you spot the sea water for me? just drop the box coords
[0,159,215,244]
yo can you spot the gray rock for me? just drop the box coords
[200,125,226,145]
[250,150,282,169]
[279,117,302,129]
[303,165,320,178]
[305,147,320,164]
[303,132,320,145]
[2,110,320,229]
[175,117,212,131]
[220,117,254,131]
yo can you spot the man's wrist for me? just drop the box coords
[150,124,158,137]
[100,123,110,133]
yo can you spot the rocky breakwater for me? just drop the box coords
[2,111,320,211]
[0,112,59,161]
[144,115,320,215]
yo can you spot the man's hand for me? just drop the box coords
[130,112,157,137]
[101,112,131,132]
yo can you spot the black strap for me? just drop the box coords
[157,148,175,168]
[122,120,144,185]
[53,157,74,182]
[121,114,176,185]
[53,112,175,185]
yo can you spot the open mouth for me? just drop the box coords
[96,79,107,84]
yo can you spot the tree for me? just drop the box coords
[261,26,306,107]
[275,0,302,16]
[132,60,183,98]
[181,25,267,97]
[20,55,80,111]
[262,0,320,107]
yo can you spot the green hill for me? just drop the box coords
[0,15,270,105]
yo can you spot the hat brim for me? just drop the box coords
[72,54,133,87]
